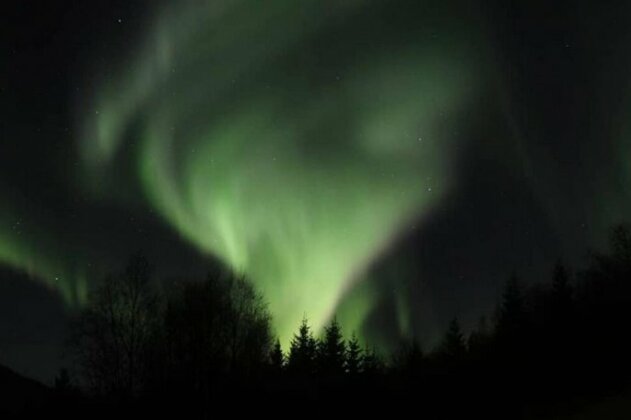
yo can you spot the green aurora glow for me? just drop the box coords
[79,0,487,344]
[5,0,631,359]
[0,203,88,305]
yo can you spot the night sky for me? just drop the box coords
[3,0,631,383]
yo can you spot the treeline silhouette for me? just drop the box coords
[45,224,631,418]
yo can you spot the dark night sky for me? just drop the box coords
[3,0,631,383]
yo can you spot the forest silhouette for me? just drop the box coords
[6,224,631,419]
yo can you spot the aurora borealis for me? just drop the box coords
[5,0,631,381]
[79,0,486,343]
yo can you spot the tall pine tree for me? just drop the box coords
[287,317,316,375]
[345,333,363,375]
[440,318,466,360]
[270,339,284,373]
[317,318,346,375]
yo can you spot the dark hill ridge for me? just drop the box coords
[0,363,51,415]
[0,264,68,383]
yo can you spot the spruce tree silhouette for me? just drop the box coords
[550,261,574,343]
[494,273,529,413]
[345,333,363,375]
[440,318,466,361]
[361,347,384,376]
[581,224,631,387]
[552,261,573,309]
[496,273,527,353]
[611,224,631,263]
[54,368,74,395]
[546,260,577,398]
[467,316,491,361]
[317,318,346,376]
[394,339,423,376]
[270,339,284,373]
[287,317,316,376]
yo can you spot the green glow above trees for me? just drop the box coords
[78,0,486,344]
